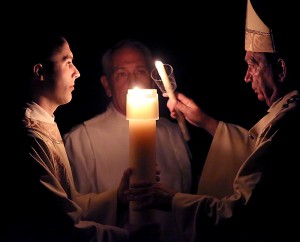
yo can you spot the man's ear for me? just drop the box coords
[100,75,112,97]
[33,64,44,80]
[277,58,286,83]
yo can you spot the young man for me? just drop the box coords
[6,32,159,242]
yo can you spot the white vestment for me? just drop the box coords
[64,103,192,242]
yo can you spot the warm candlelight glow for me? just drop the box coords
[126,88,159,226]
[155,60,174,93]
[126,88,159,120]
[154,61,191,141]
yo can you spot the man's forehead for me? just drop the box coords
[245,51,265,62]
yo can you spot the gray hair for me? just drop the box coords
[101,39,154,78]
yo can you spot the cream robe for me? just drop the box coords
[64,103,192,242]
[23,102,129,242]
[198,90,299,198]
[172,90,300,241]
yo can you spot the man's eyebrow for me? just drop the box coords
[246,55,257,65]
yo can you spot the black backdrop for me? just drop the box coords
[6,1,267,186]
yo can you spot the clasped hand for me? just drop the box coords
[125,181,177,211]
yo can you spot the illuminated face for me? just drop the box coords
[102,47,154,115]
[43,40,80,107]
[244,51,278,106]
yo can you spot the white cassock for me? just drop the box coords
[64,103,192,242]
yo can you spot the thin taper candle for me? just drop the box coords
[155,61,190,141]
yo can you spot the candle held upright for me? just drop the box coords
[126,88,159,226]
[153,61,190,141]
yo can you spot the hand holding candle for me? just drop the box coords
[151,61,190,141]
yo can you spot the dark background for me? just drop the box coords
[7,1,267,180]
[41,1,265,133]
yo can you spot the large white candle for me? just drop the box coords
[126,88,159,226]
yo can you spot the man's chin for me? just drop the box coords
[257,94,265,102]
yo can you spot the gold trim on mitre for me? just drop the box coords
[245,0,275,52]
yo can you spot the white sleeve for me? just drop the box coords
[64,124,97,194]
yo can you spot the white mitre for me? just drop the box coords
[245,0,275,53]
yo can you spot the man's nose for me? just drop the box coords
[74,66,80,79]
[244,69,251,83]
[128,73,139,87]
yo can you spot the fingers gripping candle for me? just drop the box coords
[126,88,159,226]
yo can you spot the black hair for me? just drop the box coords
[17,30,67,106]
